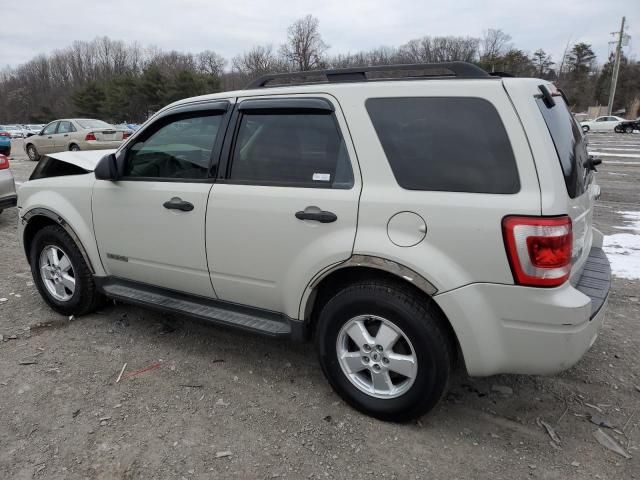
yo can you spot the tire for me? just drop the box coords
[26,144,40,161]
[315,280,452,422]
[582,125,590,133]
[625,126,634,134]
[29,224,104,316]
[614,126,622,133]
[69,144,80,151]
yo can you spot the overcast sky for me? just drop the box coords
[2,0,637,69]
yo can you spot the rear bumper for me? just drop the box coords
[0,169,17,209]
[435,247,611,376]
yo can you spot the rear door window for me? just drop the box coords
[228,108,353,189]
[535,96,589,198]
[366,97,519,194]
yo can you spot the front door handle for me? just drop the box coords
[295,208,337,223]
[163,197,194,212]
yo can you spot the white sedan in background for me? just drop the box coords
[580,116,626,133]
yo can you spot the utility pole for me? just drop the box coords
[607,16,625,115]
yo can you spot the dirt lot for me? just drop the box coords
[1,134,639,479]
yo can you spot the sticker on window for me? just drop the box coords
[313,173,331,182]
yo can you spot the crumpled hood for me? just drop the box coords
[47,149,116,172]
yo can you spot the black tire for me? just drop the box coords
[614,126,622,133]
[29,224,104,316]
[625,126,634,134]
[69,144,80,151]
[582,125,590,133]
[315,280,452,422]
[0,146,10,156]
[26,144,39,161]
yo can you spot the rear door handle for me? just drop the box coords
[295,209,337,223]
[163,197,194,212]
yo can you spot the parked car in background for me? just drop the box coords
[24,119,130,161]
[24,124,46,136]
[0,128,11,156]
[580,115,626,133]
[0,154,17,215]
[614,118,640,134]
[1,124,25,138]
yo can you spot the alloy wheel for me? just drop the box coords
[39,245,76,301]
[336,315,417,399]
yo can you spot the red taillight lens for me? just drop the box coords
[0,132,10,137]
[502,216,572,287]
[85,132,97,141]
[0,154,9,170]
[123,131,131,139]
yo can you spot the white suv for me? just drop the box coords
[17,63,611,421]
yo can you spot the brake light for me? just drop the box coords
[85,132,97,141]
[0,154,9,170]
[502,216,572,287]
[123,131,131,139]
[0,132,10,137]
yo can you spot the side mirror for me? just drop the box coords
[95,153,120,181]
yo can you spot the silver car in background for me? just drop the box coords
[0,154,17,215]
[24,118,129,161]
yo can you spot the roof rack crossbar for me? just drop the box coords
[245,61,490,89]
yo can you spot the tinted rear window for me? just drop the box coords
[535,97,588,198]
[366,97,520,193]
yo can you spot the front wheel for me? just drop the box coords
[315,280,452,422]
[30,224,104,316]
[26,144,40,161]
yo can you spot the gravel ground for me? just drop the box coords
[1,134,639,480]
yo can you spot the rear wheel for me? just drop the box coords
[30,225,104,316]
[582,125,590,134]
[315,280,452,422]
[26,144,39,161]
[625,126,634,134]
[69,144,80,151]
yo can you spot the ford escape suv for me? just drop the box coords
[17,62,610,421]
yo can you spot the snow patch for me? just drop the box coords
[603,211,640,280]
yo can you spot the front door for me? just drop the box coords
[206,95,361,317]
[36,121,58,154]
[92,101,232,297]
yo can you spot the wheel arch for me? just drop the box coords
[300,256,460,362]
[22,208,95,274]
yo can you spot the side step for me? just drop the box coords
[97,278,292,337]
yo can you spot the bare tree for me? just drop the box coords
[280,15,328,71]
[232,45,284,76]
[197,50,226,76]
[480,29,512,71]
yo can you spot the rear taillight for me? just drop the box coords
[123,131,131,139]
[0,154,9,170]
[0,132,10,138]
[502,215,572,287]
[85,132,97,141]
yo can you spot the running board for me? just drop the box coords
[96,278,292,337]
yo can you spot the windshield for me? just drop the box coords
[77,119,112,129]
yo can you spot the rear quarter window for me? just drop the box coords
[366,97,520,194]
[535,96,588,198]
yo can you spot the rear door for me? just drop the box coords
[92,100,232,297]
[54,121,75,151]
[206,95,361,317]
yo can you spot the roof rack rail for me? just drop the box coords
[245,61,490,89]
